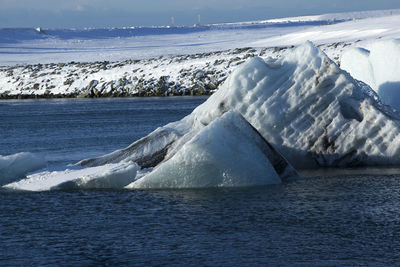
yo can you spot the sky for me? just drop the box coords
[1,0,400,28]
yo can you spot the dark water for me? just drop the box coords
[0,97,206,167]
[1,98,400,266]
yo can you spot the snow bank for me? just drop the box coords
[81,41,400,173]
[128,111,296,189]
[0,152,46,185]
[3,162,138,191]
[341,40,400,110]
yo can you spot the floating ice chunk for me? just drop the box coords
[128,111,297,189]
[0,152,46,185]
[341,40,400,110]
[4,162,138,191]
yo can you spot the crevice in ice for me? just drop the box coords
[246,120,298,182]
[338,97,363,122]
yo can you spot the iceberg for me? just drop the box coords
[4,162,138,192]
[127,111,297,189]
[0,152,46,185]
[8,41,400,191]
[80,41,400,174]
[341,40,400,110]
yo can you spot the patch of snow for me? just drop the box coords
[0,152,46,185]
[250,13,400,49]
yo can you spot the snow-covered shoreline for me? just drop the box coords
[0,47,255,99]
[0,43,350,99]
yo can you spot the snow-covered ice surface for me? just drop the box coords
[341,40,400,110]
[0,152,46,185]
[4,162,138,192]
[80,42,400,175]
[127,111,296,189]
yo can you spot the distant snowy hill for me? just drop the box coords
[0,9,399,65]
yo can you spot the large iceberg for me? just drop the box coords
[79,41,400,172]
[0,152,46,185]
[127,111,297,189]
[4,162,138,192]
[7,42,400,191]
[341,40,400,110]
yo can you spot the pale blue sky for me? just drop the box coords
[1,0,400,28]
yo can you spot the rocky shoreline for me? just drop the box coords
[0,43,347,99]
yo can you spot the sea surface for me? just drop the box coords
[1,97,400,266]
